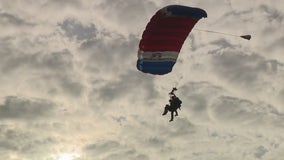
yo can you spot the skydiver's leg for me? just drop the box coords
[175,110,178,116]
[169,111,174,122]
[162,106,169,115]
[162,108,168,115]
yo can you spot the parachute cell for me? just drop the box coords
[137,5,207,75]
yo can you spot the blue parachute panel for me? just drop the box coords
[137,60,176,75]
[167,5,207,19]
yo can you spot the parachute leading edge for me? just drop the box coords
[137,5,207,75]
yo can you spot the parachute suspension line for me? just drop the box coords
[194,29,239,37]
[173,75,183,89]
[194,28,251,40]
[194,28,238,37]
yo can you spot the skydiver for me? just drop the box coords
[162,88,182,122]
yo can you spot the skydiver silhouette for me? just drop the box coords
[162,87,182,122]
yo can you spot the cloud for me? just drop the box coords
[43,0,82,8]
[94,0,157,34]
[84,140,120,155]
[0,96,55,120]
[211,51,267,85]
[210,96,284,129]
[0,125,57,160]
[79,34,138,76]
[259,5,283,24]
[210,49,284,90]
[177,81,227,122]
[0,43,84,98]
[58,18,97,41]
[254,146,268,159]
[0,12,33,27]
[84,140,149,160]
[96,71,158,102]
[0,49,74,74]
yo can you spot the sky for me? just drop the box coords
[0,0,284,160]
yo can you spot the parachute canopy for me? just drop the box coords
[137,5,207,75]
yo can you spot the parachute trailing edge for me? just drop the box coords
[137,5,207,75]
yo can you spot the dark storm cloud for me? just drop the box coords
[58,18,97,41]
[0,96,55,120]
